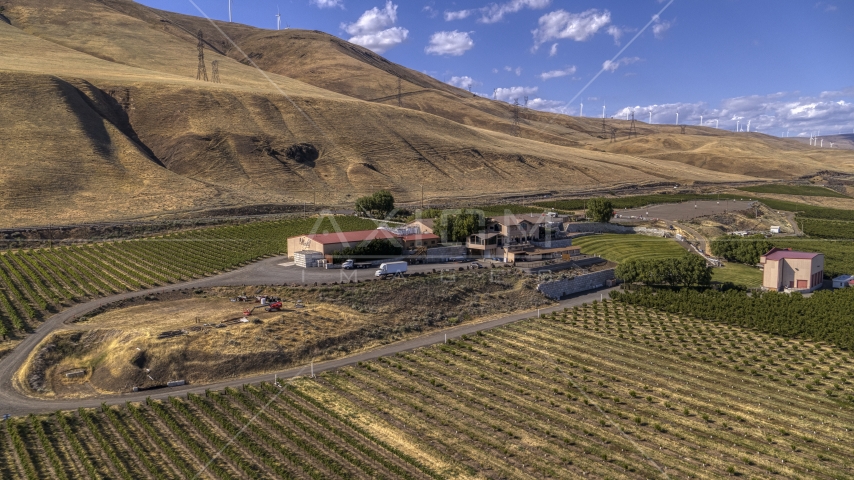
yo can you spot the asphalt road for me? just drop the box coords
[0,256,614,416]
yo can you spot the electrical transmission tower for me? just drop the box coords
[610,127,618,142]
[628,111,638,139]
[601,116,607,138]
[524,96,528,108]
[196,30,208,82]
[211,60,221,83]
[680,125,687,135]
[397,78,402,107]
[512,98,521,137]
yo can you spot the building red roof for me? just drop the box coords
[402,233,440,241]
[762,247,821,261]
[304,229,398,245]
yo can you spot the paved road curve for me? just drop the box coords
[0,256,615,416]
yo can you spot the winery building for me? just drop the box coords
[760,248,824,292]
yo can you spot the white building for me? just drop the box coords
[832,274,854,289]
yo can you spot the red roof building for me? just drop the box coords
[287,229,400,256]
[760,248,825,292]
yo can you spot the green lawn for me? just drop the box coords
[575,234,764,287]
[711,262,763,287]
[739,184,849,198]
[573,234,688,263]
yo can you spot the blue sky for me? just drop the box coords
[140,0,854,138]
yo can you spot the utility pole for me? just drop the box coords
[628,111,638,139]
[196,30,208,81]
[397,78,402,107]
[211,60,220,83]
[512,98,521,137]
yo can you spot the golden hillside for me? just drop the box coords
[1,0,853,227]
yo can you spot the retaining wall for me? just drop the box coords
[424,245,466,262]
[537,269,616,300]
[564,223,671,237]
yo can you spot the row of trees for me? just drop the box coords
[611,287,854,350]
[615,253,712,287]
[332,239,402,263]
[709,235,772,265]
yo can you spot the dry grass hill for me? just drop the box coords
[2,0,853,227]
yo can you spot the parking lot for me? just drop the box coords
[613,200,756,222]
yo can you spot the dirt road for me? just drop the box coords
[0,257,614,416]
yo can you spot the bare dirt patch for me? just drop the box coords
[23,269,552,398]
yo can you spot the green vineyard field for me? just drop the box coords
[738,184,850,198]
[2,300,852,478]
[535,193,747,212]
[0,216,377,338]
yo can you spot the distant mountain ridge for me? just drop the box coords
[0,0,852,227]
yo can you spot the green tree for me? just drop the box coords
[586,198,615,223]
[710,235,772,265]
[435,209,485,243]
[616,254,711,287]
[355,190,396,218]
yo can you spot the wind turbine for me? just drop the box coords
[747,120,751,133]
[830,142,835,148]
[715,119,718,129]
[602,104,606,119]
[649,111,652,124]
[700,115,703,126]
[676,112,679,125]
[276,6,281,30]
[228,0,232,22]
[736,120,740,132]
[580,103,583,117]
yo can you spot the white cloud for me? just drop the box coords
[492,68,499,74]
[311,0,343,8]
[448,76,481,90]
[515,67,522,76]
[342,1,409,53]
[445,0,550,24]
[607,25,623,45]
[494,86,538,102]
[652,16,673,39]
[539,66,576,80]
[620,88,854,135]
[602,56,641,72]
[549,43,558,56]
[422,5,438,18]
[532,9,611,48]
[528,98,567,111]
[504,66,512,72]
[820,86,854,99]
[425,30,474,56]
[444,9,473,21]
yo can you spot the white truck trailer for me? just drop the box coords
[375,261,408,277]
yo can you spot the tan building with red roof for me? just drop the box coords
[760,248,824,292]
[287,230,400,256]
